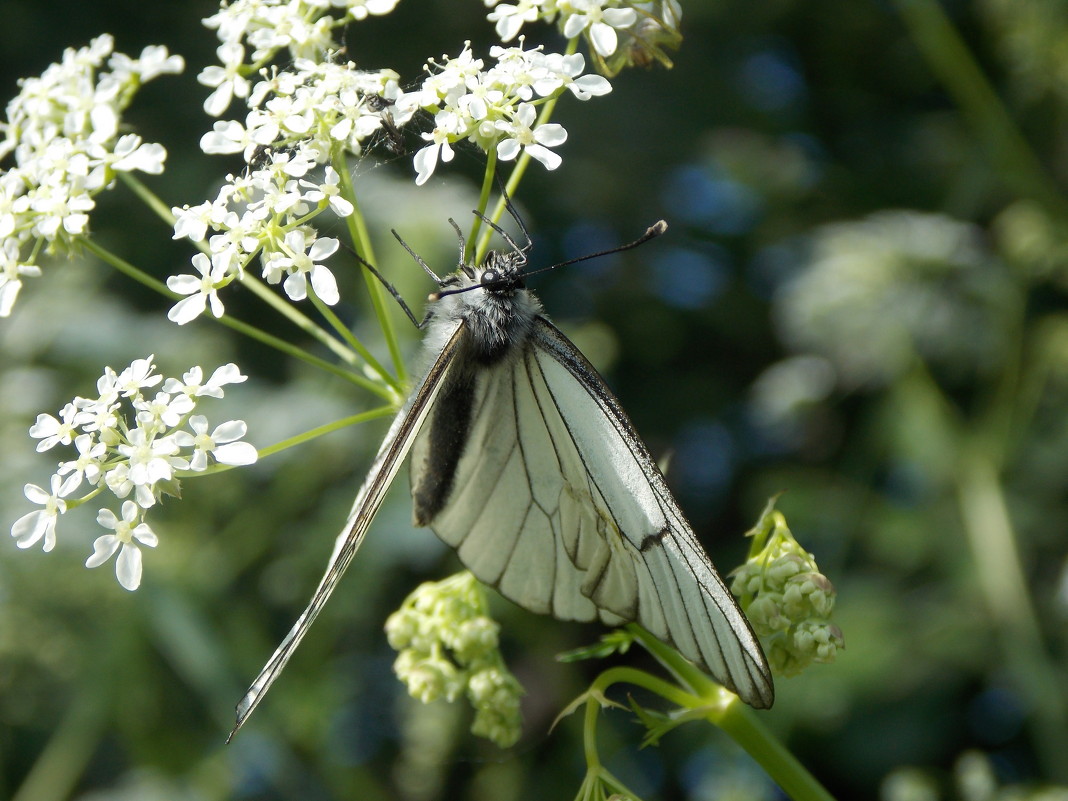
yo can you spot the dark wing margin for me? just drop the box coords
[529,317,774,709]
[228,321,468,740]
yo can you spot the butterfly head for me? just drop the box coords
[476,249,527,295]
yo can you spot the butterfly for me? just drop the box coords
[229,198,773,739]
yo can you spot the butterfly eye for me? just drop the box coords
[481,269,500,286]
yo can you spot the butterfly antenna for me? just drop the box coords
[342,240,429,329]
[522,219,668,280]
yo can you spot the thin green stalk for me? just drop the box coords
[335,148,408,385]
[119,171,176,225]
[237,272,364,367]
[955,449,1068,782]
[714,702,836,801]
[467,150,499,250]
[892,0,1068,224]
[255,405,396,460]
[309,289,398,393]
[81,238,393,399]
[474,37,581,263]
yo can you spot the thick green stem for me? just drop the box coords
[616,628,836,801]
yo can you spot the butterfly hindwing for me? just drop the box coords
[413,315,773,709]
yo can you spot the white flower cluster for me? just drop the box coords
[402,41,611,185]
[199,0,401,116]
[731,504,844,678]
[170,59,409,323]
[385,571,524,748]
[10,357,257,591]
[484,0,682,74]
[0,35,183,317]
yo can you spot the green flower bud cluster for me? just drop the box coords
[731,501,844,677]
[385,571,523,748]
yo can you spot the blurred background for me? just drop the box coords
[2,0,1068,799]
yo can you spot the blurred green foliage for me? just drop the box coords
[3,1,1068,800]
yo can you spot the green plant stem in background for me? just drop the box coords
[892,0,1068,225]
[955,450,1068,782]
[10,690,108,801]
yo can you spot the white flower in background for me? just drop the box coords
[495,102,566,168]
[167,250,236,324]
[198,42,252,116]
[56,434,108,492]
[116,355,162,397]
[10,476,71,552]
[200,0,401,98]
[135,390,196,429]
[183,53,401,314]
[162,363,247,399]
[29,402,84,452]
[175,415,259,471]
[10,358,258,587]
[486,0,544,41]
[117,428,187,490]
[86,502,159,591]
[560,0,637,57]
[0,35,181,315]
[262,230,340,304]
[484,0,684,77]
[0,239,41,316]
[404,42,610,184]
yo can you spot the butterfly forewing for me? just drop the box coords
[229,321,466,738]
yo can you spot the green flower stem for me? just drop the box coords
[713,702,836,801]
[235,271,371,369]
[954,448,1068,782]
[308,288,400,396]
[255,405,396,460]
[169,406,395,479]
[578,694,643,801]
[118,172,386,386]
[118,170,175,225]
[468,149,500,253]
[474,37,581,264]
[80,238,393,399]
[892,0,1068,224]
[335,148,408,386]
[627,626,836,801]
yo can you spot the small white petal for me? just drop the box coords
[525,144,562,171]
[213,441,259,466]
[86,534,121,567]
[310,265,339,305]
[116,543,143,591]
[168,294,207,324]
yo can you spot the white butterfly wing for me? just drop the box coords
[412,317,774,709]
[229,321,467,738]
